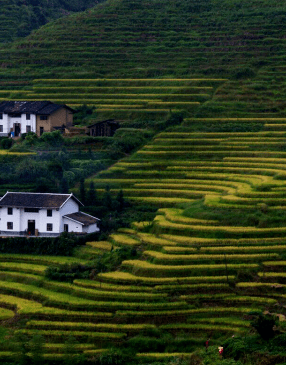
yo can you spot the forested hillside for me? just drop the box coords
[0,0,105,43]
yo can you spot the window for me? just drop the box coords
[7,222,13,230]
[24,208,39,213]
[40,127,44,136]
[0,125,3,132]
[47,209,52,217]
[7,207,13,215]
[0,114,2,120]
[26,126,31,133]
[26,114,30,120]
[9,113,21,118]
[40,116,48,120]
[47,223,53,231]
[64,224,69,232]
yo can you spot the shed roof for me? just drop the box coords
[63,211,99,226]
[87,119,119,128]
[0,192,82,209]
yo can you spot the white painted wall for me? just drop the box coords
[19,208,61,234]
[0,113,37,136]
[0,207,21,232]
[83,222,100,234]
[0,114,9,135]
[0,196,99,235]
[59,198,80,233]
[62,217,83,233]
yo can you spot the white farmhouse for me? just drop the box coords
[0,101,74,137]
[0,192,100,236]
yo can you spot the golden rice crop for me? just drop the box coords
[98,271,234,285]
[26,321,156,333]
[158,208,218,225]
[263,261,286,266]
[258,272,286,278]
[33,78,227,82]
[116,306,258,317]
[110,234,141,246]
[137,353,194,359]
[200,245,286,253]
[155,214,286,235]
[73,279,153,293]
[129,197,195,204]
[122,259,258,276]
[135,232,178,247]
[16,329,126,340]
[143,251,278,262]
[0,262,47,275]
[236,282,286,288]
[160,323,244,332]
[86,241,116,251]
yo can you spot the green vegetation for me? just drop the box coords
[0,0,286,364]
[0,0,106,43]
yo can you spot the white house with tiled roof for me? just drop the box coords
[0,192,99,236]
[0,101,74,137]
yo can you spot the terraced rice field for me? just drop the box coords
[0,78,225,122]
[0,117,286,360]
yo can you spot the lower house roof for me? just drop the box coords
[63,211,100,226]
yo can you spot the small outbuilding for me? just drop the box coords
[86,119,120,137]
[0,192,99,236]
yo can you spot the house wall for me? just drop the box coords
[0,113,37,136]
[21,208,62,234]
[62,217,83,233]
[36,108,73,136]
[0,197,79,235]
[83,223,100,234]
[59,198,80,233]
[0,206,21,232]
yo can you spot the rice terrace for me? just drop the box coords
[0,0,286,364]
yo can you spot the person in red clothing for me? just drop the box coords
[205,338,210,352]
[218,346,224,356]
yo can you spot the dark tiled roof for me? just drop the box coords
[87,119,119,128]
[0,192,78,208]
[63,212,99,226]
[0,101,74,115]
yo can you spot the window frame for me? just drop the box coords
[7,222,13,230]
[47,209,52,217]
[7,207,13,215]
[47,223,53,232]
[24,208,39,213]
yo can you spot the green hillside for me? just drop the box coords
[0,0,105,43]
[0,0,286,364]
[0,0,286,119]
[0,0,286,79]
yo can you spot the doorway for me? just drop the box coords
[14,123,21,137]
[27,220,35,235]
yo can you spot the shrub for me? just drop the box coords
[39,130,64,147]
[251,313,278,340]
[0,138,14,149]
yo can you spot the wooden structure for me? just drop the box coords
[86,119,120,137]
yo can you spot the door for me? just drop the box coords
[14,123,21,137]
[27,220,35,235]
